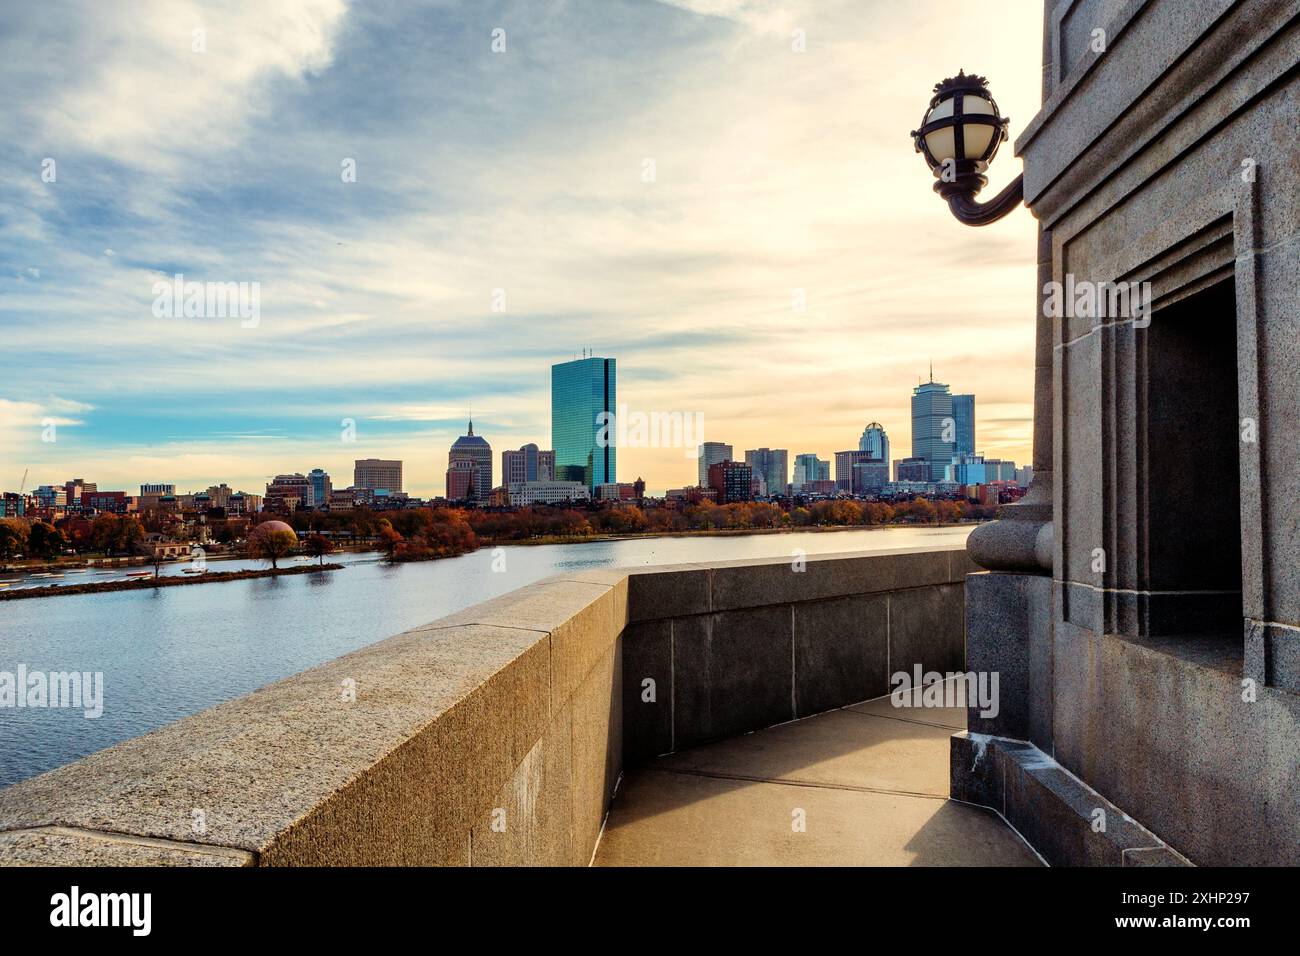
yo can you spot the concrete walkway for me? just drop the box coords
[594,690,1042,866]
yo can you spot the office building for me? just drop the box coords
[835,450,887,495]
[744,448,788,498]
[508,481,590,507]
[946,452,987,485]
[707,460,752,504]
[447,421,492,502]
[792,453,829,490]
[895,457,932,483]
[265,474,310,514]
[203,484,234,510]
[82,491,128,514]
[226,492,261,515]
[551,355,616,490]
[353,458,403,494]
[951,394,976,456]
[984,459,1017,482]
[63,479,95,504]
[502,444,555,487]
[835,450,888,495]
[800,479,837,497]
[911,377,955,482]
[858,423,890,464]
[696,441,733,487]
[307,469,332,508]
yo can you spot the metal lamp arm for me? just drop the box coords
[945,174,1025,226]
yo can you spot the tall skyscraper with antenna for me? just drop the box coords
[551,355,616,490]
[911,370,954,482]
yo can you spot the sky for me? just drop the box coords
[0,0,1045,497]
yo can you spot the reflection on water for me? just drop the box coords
[0,525,970,788]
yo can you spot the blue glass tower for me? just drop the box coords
[551,356,616,489]
[911,379,955,482]
[952,394,976,455]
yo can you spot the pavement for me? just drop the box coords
[594,687,1043,866]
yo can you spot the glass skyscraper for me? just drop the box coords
[307,468,332,508]
[952,394,976,455]
[551,356,616,490]
[744,448,788,497]
[858,422,890,463]
[911,379,955,482]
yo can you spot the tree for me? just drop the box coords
[27,522,69,561]
[0,519,28,560]
[378,524,403,562]
[908,498,938,523]
[304,533,334,565]
[247,523,298,569]
[936,500,964,523]
[90,514,147,557]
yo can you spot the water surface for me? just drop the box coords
[0,526,970,788]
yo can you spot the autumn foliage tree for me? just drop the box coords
[0,519,29,560]
[377,520,404,561]
[247,522,298,569]
[26,521,69,561]
[90,513,147,557]
[304,533,335,565]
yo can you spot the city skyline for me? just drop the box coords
[8,364,1011,501]
[9,378,1015,500]
[0,1,1040,497]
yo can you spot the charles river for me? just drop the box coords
[0,526,970,789]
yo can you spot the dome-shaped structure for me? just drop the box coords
[252,520,296,539]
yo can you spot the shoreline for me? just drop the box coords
[1,523,979,598]
[483,520,980,548]
[0,563,344,601]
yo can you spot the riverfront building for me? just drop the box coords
[265,474,310,514]
[791,453,829,490]
[502,444,555,488]
[447,422,492,502]
[551,356,616,490]
[307,469,332,508]
[743,448,787,498]
[508,480,590,507]
[696,441,733,487]
[353,458,403,494]
[707,460,752,504]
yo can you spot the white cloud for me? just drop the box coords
[37,0,348,173]
[0,0,1046,495]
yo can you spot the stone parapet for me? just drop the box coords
[0,544,974,866]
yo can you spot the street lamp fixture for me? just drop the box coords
[911,70,1023,226]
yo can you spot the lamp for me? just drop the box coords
[911,70,1023,226]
